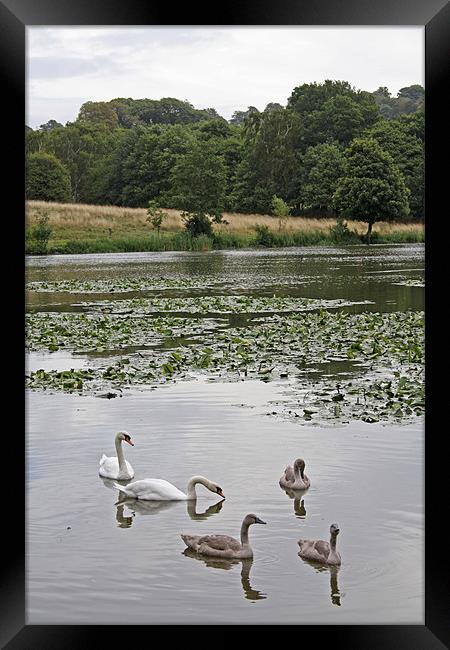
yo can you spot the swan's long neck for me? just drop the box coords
[186,476,212,500]
[294,463,305,480]
[115,436,127,472]
[330,532,338,551]
[240,520,252,548]
[328,532,339,562]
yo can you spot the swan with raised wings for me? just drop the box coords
[181,513,266,559]
[99,431,135,480]
[113,475,224,501]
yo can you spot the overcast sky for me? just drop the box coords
[26,26,424,128]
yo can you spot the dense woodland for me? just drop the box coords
[25,81,424,223]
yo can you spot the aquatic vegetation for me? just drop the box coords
[25,287,424,425]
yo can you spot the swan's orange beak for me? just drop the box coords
[217,489,225,498]
[126,439,134,446]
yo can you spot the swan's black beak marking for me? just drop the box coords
[255,517,266,525]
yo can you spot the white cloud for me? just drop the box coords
[26,26,424,127]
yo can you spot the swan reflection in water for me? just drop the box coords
[280,486,307,518]
[114,494,225,526]
[182,548,267,602]
[298,560,342,606]
[102,477,225,524]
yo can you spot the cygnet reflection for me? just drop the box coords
[280,486,307,518]
[298,559,342,607]
[182,548,267,601]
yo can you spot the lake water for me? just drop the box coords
[26,244,424,624]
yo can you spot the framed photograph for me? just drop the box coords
[3,0,449,646]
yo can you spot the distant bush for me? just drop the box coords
[29,210,52,254]
[329,217,360,244]
[181,212,214,237]
[254,224,277,247]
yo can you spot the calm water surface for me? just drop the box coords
[26,244,424,624]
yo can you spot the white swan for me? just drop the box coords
[279,458,310,490]
[113,475,224,501]
[99,431,135,480]
[298,523,341,565]
[181,513,266,559]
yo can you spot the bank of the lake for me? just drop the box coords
[26,200,424,254]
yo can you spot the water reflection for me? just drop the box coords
[299,559,342,607]
[186,498,225,520]
[115,503,134,529]
[280,486,308,518]
[182,549,267,602]
[113,494,225,527]
[100,476,131,490]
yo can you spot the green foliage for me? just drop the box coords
[328,217,359,244]
[287,80,380,150]
[146,201,168,233]
[181,212,213,237]
[77,101,120,129]
[271,195,290,230]
[300,143,345,213]
[30,209,52,254]
[170,140,227,216]
[26,81,424,220]
[26,152,71,202]
[372,85,424,120]
[333,139,410,242]
[363,116,424,218]
[254,224,277,247]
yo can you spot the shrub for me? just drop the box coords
[181,212,213,237]
[30,210,52,254]
[146,200,168,233]
[271,195,290,230]
[254,224,276,247]
[329,217,360,244]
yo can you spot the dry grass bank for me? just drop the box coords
[26,200,424,242]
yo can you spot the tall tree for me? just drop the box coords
[26,152,71,202]
[300,143,345,214]
[77,101,119,129]
[364,117,424,218]
[333,139,410,242]
[168,139,227,224]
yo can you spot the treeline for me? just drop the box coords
[25,80,424,220]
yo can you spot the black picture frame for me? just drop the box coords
[4,0,449,646]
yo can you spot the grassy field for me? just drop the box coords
[25,200,425,254]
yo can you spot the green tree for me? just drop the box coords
[271,195,290,230]
[364,118,424,218]
[29,209,52,254]
[39,119,63,131]
[26,152,71,202]
[234,106,301,213]
[300,143,345,214]
[77,101,120,129]
[44,121,126,202]
[169,140,227,235]
[288,80,380,150]
[229,106,260,126]
[146,200,168,233]
[333,139,410,243]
